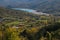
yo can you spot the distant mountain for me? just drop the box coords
[0,0,60,13]
[0,0,53,8]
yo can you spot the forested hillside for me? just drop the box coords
[0,8,60,40]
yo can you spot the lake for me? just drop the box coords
[12,8,35,12]
[12,8,50,16]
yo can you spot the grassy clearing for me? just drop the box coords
[6,21,20,26]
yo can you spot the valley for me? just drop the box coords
[0,7,60,40]
[0,0,60,40]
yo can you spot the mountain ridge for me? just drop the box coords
[0,0,60,13]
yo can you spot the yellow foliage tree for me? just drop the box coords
[0,31,3,40]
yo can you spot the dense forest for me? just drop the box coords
[0,7,60,40]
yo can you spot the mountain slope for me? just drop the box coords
[0,0,60,13]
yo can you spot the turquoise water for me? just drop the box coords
[12,8,34,12]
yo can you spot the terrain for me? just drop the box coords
[0,7,60,40]
[0,0,60,40]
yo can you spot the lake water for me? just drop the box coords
[12,8,35,12]
[12,8,50,16]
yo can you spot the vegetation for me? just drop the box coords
[0,8,60,40]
